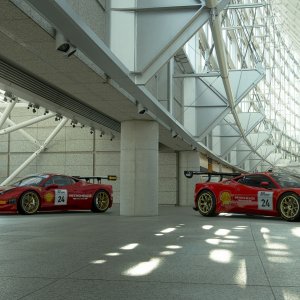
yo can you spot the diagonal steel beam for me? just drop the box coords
[1,117,68,185]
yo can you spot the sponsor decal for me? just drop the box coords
[220,191,231,205]
[44,192,54,203]
[233,195,255,207]
[70,194,92,200]
[8,199,16,204]
[0,200,6,205]
[234,195,255,201]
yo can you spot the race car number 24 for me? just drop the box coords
[258,191,273,210]
[55,189,68,205]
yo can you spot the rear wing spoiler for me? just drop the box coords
[184,171,241,182]
[74,175,117,183]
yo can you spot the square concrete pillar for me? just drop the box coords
[179,151,201,206]
[120,120,159,216]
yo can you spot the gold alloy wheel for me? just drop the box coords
[198,192,213,214]
[280,195,300,219]
[95,191,110,211]
[21,192,39,214]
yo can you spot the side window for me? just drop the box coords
[53,176,69,186]
[65,177,75,185]
[239,175,275,188]
[257,175,276,188]
[52,176,75,186]
[44,178,54,187]
[243,176,260,187]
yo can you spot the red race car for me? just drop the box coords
[184,171,300,222]
[0,173,117,215]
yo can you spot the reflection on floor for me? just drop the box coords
[0,205,299,299]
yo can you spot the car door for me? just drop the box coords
[235,174,276,214]
[67,180,93,210]
[41,175,77,210]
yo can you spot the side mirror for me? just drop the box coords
[45,184,58,190]
[260,181,270,187]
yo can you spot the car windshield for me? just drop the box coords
[11,175,49,187]
[271,173,300,188]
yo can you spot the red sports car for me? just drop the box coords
[0,173,117,215]
[184,171,300,222]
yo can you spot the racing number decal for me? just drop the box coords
[55,189,68,205]
[258,191,273,210]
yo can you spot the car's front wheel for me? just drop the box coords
[91,190,110,213]
[278,192,300,221]
[196,190,217,217]
[18,191,40,215]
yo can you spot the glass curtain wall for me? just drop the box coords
[187,0,300,169]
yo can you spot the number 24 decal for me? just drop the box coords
[258,191,273,210]
[57,195,65,203]
[261,199,270,207]
[55,190,68,205]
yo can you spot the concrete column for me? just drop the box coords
[179,151,201,206]
[120,120,159,216]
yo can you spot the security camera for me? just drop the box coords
[171,130,178,138]
[137,103,147,115]
[55,31,76,57]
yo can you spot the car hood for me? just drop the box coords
[0,186,16,193]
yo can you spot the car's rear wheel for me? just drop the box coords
[18,191,40,215]
[197,190,217,217]
[92,190,110,213]
[278,192,300,221]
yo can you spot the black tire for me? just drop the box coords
[91,190,110,213]
[278,192,300,222]
[18,191,40,215]
[196,190,217,217]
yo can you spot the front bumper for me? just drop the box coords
[0,199,17,212]
[193,206,199,211]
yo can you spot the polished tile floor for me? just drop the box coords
[0,205,299,299]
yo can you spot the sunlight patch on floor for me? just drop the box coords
[260,227,270,233]
[90,259,106,264]
[206,238,220,245]
[265,250,290,256]
[166,245,182,249]
[206,238,236,245]
[291,227,300,237]
[281,289,300,300]
[160,251,175,256]
[233,226,247,230]
[214,229,230,236]
[234,259,247,287]
[123,258,161,276]
[209,249,232,263]
[202,225,213,230]
[263,243,288,250]
[120,243,139,250]
[225,235,239,239]
[161,227,176,233]
[105,252,122,256]
[267,256,292,263]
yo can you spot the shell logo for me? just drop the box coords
[220,191,231,205]
[44,192,54,203]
